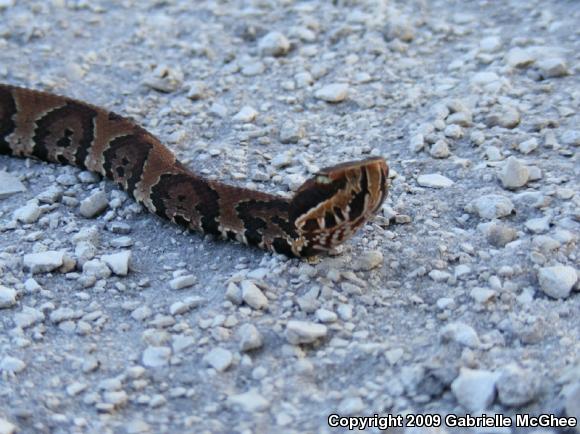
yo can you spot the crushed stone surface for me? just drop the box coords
[0,0,579,433]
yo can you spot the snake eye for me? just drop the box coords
[315,175,332,184]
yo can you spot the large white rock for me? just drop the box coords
[80,191,108,218]
[499,156,529,189]
[258,31,290,57]
[13,200,41,224]
[204,347,233,372]
[142,346,171,367]
[102,251,131,276]
[417,174,454,188]
[538,265,578,299]
[23,251,65,274]
[468,194,514,219]
[286,320,327,344]
[241,280,268,310]
[0,286,17,309]
[440,321,481,348]
[228,389,269,412]
[0,171,25,199]
[314,83,349,102]
[451,368,498,412]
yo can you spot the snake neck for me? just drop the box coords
[146,166,299,256]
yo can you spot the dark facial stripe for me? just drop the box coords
[150,172,221,235]
[32,101,97,168]
[103,134,153,194]
[0,87,17,155]
[348,169,368,220]
[289,177,346,222]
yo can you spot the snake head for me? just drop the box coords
[289,156,389,257]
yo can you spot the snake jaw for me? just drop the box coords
[289,157,389,256]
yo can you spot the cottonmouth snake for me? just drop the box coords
[0,84,389,257]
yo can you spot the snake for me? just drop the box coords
[0,84,389,257]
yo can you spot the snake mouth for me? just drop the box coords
[289,156,389,256]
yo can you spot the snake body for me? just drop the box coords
[0,84,389,257]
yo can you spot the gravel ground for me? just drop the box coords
[0,0,579,433]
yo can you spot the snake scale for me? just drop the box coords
[0,84,389,257]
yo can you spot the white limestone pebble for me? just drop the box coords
[480,221,517,247]
[258,31,290,57]
[82,259,112,279]
[271,151,293,168]
[427,270,450,283]
[13,200,41,224]
[0,171,25,199]
[237,323,263,352]
[417,174,454,188]
[66,382,88,396]
[451,368,498,412]
[241,280,268,310]
[240,60,265,76]
[409,133,425,152]
[14,306,44,328]
[37,185,63,204]
[537,57,570,78]
[126,420,150,434]
[479,36,501,52]
[232,106,258,123]
[228,389,269,412]
[525,216,551,234]
[315,308,338,323]
[518,138,539,154]
[225,282,242,305]
[444,124,463,139]
[386,13,415,42]
[23,251,65,274]
[538,265,578,299]
[0,418,17,434]
[440,322,481,348]
[142,346,171,367]
[561,130,580,147]
[204,347,233,372]
[49,307,78,323]
[496,365,541,407]
[468,194,514,219]
[280,120,305,144]
[102,251,131,276]
[505,47,535,68]
[0,356,26,375]
[353,250,383,271]
[0,286,17,309]
[499,156,529,189]
[286,320,327,345]
[169,296,203,315]
[486,106,521,129]
[169,274,196,290]
[75,241,97,266]
[187,81,206,100]
[314,83,349,102]
[429,139,450,158]
[338,396,365,415]
[471,71,499,86]
[79,191,108,218]
[470,287,496,304]
[131,306,152,321]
